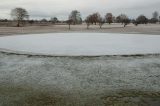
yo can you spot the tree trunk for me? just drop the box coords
[100,25,102,29]
[69,24,70,30]
[17,20,20,27]
[87,25,89,29]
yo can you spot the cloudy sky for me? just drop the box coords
[0,0,160,20]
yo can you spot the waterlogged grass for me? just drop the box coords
[102,90,160,106]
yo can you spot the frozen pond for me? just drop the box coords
[0,33,160,56]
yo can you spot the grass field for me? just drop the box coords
[0,23,160,36]
[0,52,160,106]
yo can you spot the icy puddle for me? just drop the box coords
[0,33,160,56]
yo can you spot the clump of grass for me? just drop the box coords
[102,90,160,106]
[25,92,58,106]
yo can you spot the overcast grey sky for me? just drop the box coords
[0,0,160,20]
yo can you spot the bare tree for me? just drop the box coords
[151,11,159,23]
[85,16,91,29]
[152,11,159,20]
[40,19,48,25]
[116,14,127,24]
[116,14,130,27]
[50,17,58,24]
[91,13,101,25]
[105,13,113,24]
[149,18,158,24]
[69,10,82,25]
[28,20,34,26]
[123,18,130,27]
[85,13,102,29]
[11,7,29,27]
[135,15,148,25]
[116,16,122,23]
[66,19,73,30]
[98,17,105,29]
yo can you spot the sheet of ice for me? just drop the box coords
[0,33,160,56]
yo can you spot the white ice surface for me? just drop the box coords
[0,33,160,56]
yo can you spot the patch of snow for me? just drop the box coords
[0,33,160,56]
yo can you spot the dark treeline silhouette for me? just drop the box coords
[0,7,160,29]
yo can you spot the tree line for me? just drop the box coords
[0,7,160,29]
